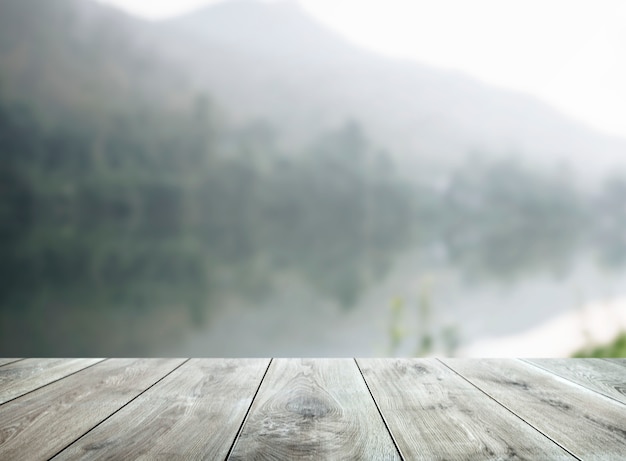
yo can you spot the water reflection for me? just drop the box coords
[2,0,626,357]
[3,100,625,356]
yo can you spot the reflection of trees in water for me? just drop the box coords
[437,157,589,282]
[3,95,626,354]
[439,159,626,282]
[593,175,626,269]
[0,102,415,354]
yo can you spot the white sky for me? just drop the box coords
[95,0,626,139]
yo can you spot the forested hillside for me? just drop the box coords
[0,89,419,352]
[0,0,192,125]
[2,0,626,354]
[155,0,626,182]
[4,85,626,354]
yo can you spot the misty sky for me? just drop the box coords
[93,0,626,139]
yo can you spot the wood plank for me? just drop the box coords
[54,358,270,460]
[525,358,626,405]
[358,358,574,460]
[0,358,185,461]
[442,358,626,459]
[0,359,22,368]
[0,358,104,404]
[228,358,401,460]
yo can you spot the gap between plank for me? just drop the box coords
[436,359,582,461]
[224,358,273,461]
[46,358,191,461]
[354,358,405,461]
[0,359,25,368]
[0,358,108,407]
[520,359,626,408]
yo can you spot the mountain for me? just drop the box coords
[0,0,193,125]
[155,0,626,183]
[1,0,624,183]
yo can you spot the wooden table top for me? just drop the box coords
[0,358,624,460]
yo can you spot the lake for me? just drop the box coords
[170,248,626,357]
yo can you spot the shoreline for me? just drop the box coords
[459,296,626,357]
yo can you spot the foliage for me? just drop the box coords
[2,0,626,355]
[0,95,416,353]
[440,156,588,281]
[386,280,460,357]
[573,332,626,358]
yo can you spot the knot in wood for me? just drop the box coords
[285,395,332,419]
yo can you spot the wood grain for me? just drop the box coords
[228,358,400,460]
[54,358,270,460]
[0,358,621,459]
[606,358,626,367]
[0,359,22,368]
[0,358,185,460]
[0,358,104,404]
[442,358,626,459]
[358,358,574,460]
[525,358,626,405]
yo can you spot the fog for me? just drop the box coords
[1,0,625,357]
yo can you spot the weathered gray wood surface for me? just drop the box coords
[0,358,185,460]
[442,358,626,460]
[358,358,575,460]
[229,358,401,460]
[525,358,626,405]
[607,358,626,367]
[0,358,104,404]
[0,358,623,460]
[55,359,270,460]
[0,359,21,368]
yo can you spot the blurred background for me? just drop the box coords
[1,0,626,357]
